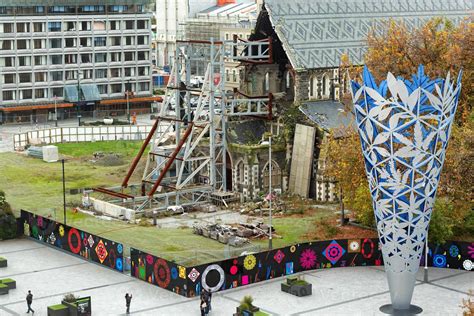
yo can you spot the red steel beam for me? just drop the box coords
[93,187,134,199]
[122,118,160,188]
[147,123,194,198]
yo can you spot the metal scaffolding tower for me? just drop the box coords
[94,37,273,212]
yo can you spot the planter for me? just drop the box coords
[0,283,8,295]
[0,257,7,268]
[47,304,69,316]
[281,277,312,297]
[103,118,114,125]
[236,305,260,316]
[1,278,16,290]
[61,300,78,316]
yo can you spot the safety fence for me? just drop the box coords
[13,125,153,149]
[131,238,473,298]
[18,210,473,298]
[20,210,124,272]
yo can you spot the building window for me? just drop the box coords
[66,22,76,31]
[80,5,104,13]
[33,22,44,32]
[0,57,14,67]
[33,39,44,49]
[137,36,148,45]
[80,37,90,47]
[226,69,229,82]
[97,85,108,94]
[111,83,122,93]
[124,67,134,76]
[1,23,13,33]
[138,82,149,92]
[264,72,270,93]
[109,5,128,13]
[94,37,106,47]
[65,54,77,64]
[93,21,105,31]
[137,5,144,13]
[35,89,46,99]
[137,20,146,29]
[51,87,63,97]
[17,40,29,50]
[19,73,32,83]
[21,90,32,100]
[81,21,91,31]
[0,40,12,50]
[49,38,62,49]
[286,71,291,89]
[49,6,65,13]
[17,23,30,33]
[110,52,121,62]
[110,68,121,78]
[35,72,47,82]
[137,51,147,60]
[35,6,45,13]
[81,54,92,63]
[125,36,134,46]
[262,161,282,188]
[232,70,237,82]
[65,71,77,80]
[50,71,63,81]
[50,55,63,65]
[95,69,107,79]
[124,52,134,61]
[3,74,15,84]
[110,37,121,46]
[34,56,46,65]
[309,76,318,98]
[125,20,134,29]
[48,22,61,32]
[95,53,107,63]
[322,74,330,98]
[2,91,15,101]
[138,67,149,76]
[83,69,92,79]
[65,38,76,47]
[110,21,120,30]
[18,56,31,66]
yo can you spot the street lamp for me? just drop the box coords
[62,158,67,225]
[268,135,273,250]
[126,79,132,124]
[53,95,58,127]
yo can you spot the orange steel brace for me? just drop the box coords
[147,123,194,198]
[122,118,160,189]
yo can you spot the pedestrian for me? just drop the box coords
[26,290,34,314]
[207,290,212,312]
[125,293,132,314]
[200,297,208,316]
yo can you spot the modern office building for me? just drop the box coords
[0,1,157,123]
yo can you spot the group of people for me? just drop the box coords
[200,288,212,315]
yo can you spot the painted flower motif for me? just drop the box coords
[300,248,317,270]
[37,216,43,227]
[117,244,123,254]
[146,254,154,265]
[449,245,459,257]
[274,250,285,264]
[243,254,257,271]
[59,225,65,237]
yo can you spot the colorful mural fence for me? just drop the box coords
[131,238,473,298]
[20,210,124,272]
[130,248,188,296]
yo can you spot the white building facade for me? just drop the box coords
[0,2,154,123]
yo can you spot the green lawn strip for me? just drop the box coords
[48,304,68,310]
[56,141,145,159]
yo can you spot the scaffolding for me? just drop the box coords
[93,37,272,212]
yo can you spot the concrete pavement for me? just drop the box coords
[0,238,472,315]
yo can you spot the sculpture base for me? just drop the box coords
[379,304,423,315]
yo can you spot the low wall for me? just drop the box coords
[89,197,135,221]
[13,125,153,149]
[20,210,124,272]
[130,238,473,298]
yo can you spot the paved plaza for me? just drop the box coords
[0,238,472,315]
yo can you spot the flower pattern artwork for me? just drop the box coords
[351,65,462,307]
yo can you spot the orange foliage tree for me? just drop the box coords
[326,18,473,242]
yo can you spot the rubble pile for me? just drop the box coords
[238,200,286,216]
[193,221,275,247]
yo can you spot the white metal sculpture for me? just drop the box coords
[351,65,462,311]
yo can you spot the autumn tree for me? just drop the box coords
[326,18,473,242]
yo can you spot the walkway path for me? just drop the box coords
[0,238,472,315]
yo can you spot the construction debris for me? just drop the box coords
[193,221,277,247]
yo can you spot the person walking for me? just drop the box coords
[26,290,34,314]
[200,297,208,316]
[125,293,132,314]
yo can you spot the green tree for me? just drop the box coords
[0,191,17,240]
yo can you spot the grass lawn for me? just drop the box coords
[0,141,338,265]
